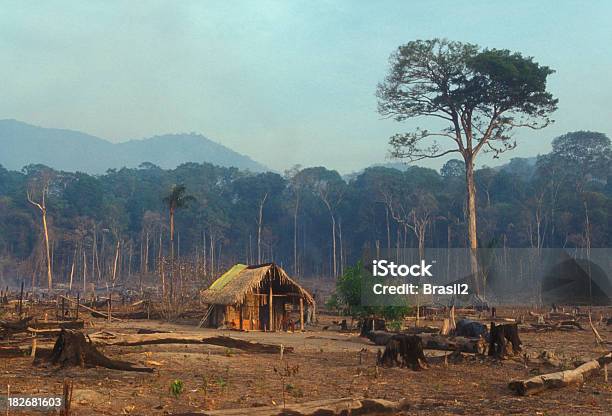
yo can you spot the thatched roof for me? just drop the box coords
[200,263,315,306]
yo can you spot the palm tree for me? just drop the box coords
[162,184,195,297]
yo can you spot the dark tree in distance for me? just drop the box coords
[440,159,466,178]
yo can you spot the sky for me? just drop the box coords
[1,0,611,173]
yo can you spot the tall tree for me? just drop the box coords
[26,169,54,290]
[285,165,304,276]
[377,39,557,294]
[162,184,195,296]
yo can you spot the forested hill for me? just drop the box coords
[0,119,268,173]
[0,130,610,287]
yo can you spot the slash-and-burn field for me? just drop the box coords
[1,305,611,415]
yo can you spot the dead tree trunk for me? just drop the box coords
[509,352,611,395]
[27,184,52,290]
[257,192,268,264]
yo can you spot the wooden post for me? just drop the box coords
[30,336,37,358]
[75,293,80,320]
[18,280,24,316]
[299,298,304,331]
[107,295,112,323]
[239,303,243,331]
[61,297,65,319]
[269,284,274,332]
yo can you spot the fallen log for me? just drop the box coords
[1,318,84,337]
[403,325,440,334]
[136,328,170,334]
[365,330,394,346]
[509,352,611,395]
[177,397,409,416]
[58,296,122,322]
[0,317,33,337]
[43,329,153,373]
[31,320,85,330]
[89,332,207,346]
[0,345,29,357]
[201,336,293,354]
[0,345,53,358]
[88,332,292,354]
[418,333,487,354]
[90,310,155,320]
[366,331,486,354]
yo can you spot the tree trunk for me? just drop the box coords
[509,353,611,396]
[293,196,299,276]
[417,333,486,354]
[169,208,175,299]
[42,211,52,290]
[69,248,76,291]
[112,240,120,286]
[331,214,337,278]
[159,232,165,298]
[257,193,268,264]
[386,206,391,250]
[89,332,292,354]
[196,398,407,416]
[464,158,480,295]
[368,331,486,354]
[46,329,153,372]
[82,249,87,295]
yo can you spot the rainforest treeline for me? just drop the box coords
[0,131,610,289]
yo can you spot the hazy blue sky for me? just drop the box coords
[1,1,610,172]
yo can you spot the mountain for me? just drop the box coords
[0,119,268,173]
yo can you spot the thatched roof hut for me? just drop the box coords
[200,263,315,331]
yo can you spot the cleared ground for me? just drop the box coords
[1,313,611,415]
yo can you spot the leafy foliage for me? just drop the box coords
[334,261,412,320]
[169,379,184,398]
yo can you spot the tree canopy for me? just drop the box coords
[0,131,609,289]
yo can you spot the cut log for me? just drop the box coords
[0,317,33,337]
[0,345,30,357]
[44,329,153,372]
[366,331,486,354]
[176,397,409,416]
[200,336,293,354]
[31,320,85,330]
[365,330,394,346]
[1,318,83,337]
[88,332,292,354]
[89,332,207,346]
[509,352,611,396]
[136,328,170,334]
[417,333,487,354]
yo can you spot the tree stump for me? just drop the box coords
[46,329,153,373]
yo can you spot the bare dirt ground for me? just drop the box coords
[1,313,611,415]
